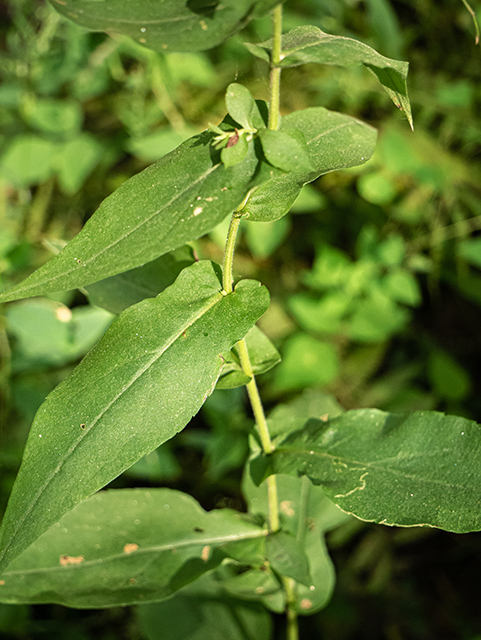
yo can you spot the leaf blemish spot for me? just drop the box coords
[201,545,210,561]
[59,554,84,566]
[80,423,86,429]
[123,543,139,554]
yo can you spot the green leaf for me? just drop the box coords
[221,134,249,168]
[0,261,270,574]
[243,472,342,614]
[258,129,313,173]
[0,125,261,304]
[0,489,268,607]
[244,216,291,259]
[55,134,104,195]
[241,392,346,614]
[427,351,471,402]
[274,334,339,391]
[216,326,280,389]
[265,531,311,586]
[136,573,272,640]
[6,300,114,370]
[0,135,57,187]
[458,237,481,269]
[263,409,481,533]
[83,246,196,315]
[47,0,275,53]
[225,83,264,131]
[244,107,377,222]
[246,26,413,129]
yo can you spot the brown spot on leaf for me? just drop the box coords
[0,580,5,585]
[123,543,139,554]
[300,599,312,610]
[59,554,84,566]
[80,424,86,429]
[129,578,136,584]
[320,413,329,422]
[226,132,239,148]
[201,545,210,561]
[280,500,295,517]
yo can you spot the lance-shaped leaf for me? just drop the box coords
[0,125,261,304]
[0,261,270,574]
[246,25,413,129]
[244,107,377,221]
[47,0,285,53]
[0,488,268,608]
[260,409,481,534]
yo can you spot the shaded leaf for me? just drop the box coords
[265,531,311,586]
[0,261,270,573]
[244,107,377,221]
[263,409,481,533]
[136,573,272,640]
[246,26,413,129]
[47,0,279,53]
[0,489,267,607]
[83,246,196,315]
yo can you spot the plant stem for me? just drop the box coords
[267,10,301,640]
[284,578,300,640]
[222,189,255,294]
[268,4,283,131]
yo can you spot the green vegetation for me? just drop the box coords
[0,1,480,638]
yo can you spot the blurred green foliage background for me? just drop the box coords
[1,0,481,638]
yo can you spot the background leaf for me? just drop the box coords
[0,261,269,574]
[0,489,267,607]
[264,409,481,533]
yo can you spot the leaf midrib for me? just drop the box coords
[5,528,269,577]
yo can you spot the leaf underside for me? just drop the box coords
[0,488,267,608]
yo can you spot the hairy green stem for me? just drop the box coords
[267,9,300,640]
[222,211,242,295]
[268,4,283,131]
